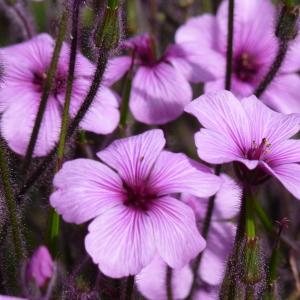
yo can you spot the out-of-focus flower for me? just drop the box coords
[136,173,241,300]
[175,0,300,114]
[0,296,27,300]
[26,245,54,288]
[0,33,120,157]
[103,33,192,125]
[50,129,222,278]
[185,90,300,198]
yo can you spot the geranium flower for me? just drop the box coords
[50,129,222,278]
[185,90,300,199]
[0,33,120,156]
[103,33,192,125]
[175,0,300,114]
[135,173,241,300]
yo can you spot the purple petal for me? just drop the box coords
[148,151,221,198]
[80,86,120,134]
[149,196,206,268]
[261,162,300,200]
[1,95,60,157]
[267,140,300,165]
[185,90,251,152]
[97,129,165,187]
[136,255,193,300]
[103,56,132,86]
[85,205,156,278]
[263,74,300,114]
[50,158,124,224]
[199,222,235,285]
[130,62,192,125]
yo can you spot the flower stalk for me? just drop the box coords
[22,9,68,174]
[255,4,299,97]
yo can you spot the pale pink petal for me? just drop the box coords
[175,14,218,49]
[185,90,251,152]
[216,0,277,58]
[194,287,219,300]
[103,56,132,86]
[136,255,193,300]
[169,43,225,83]
[195,130,258,169]
[149,196,206,268]
[263,74,300,114]
[0,296,27,300]
[1,94,60,157]
[50,159,124,224]
[267,140,300,166]
[85,205,156,278]
[199,222,235,285]
[281,35,300,73]
[80,86,120,134]
[97,129,165,187]
[130,62,192,124]
[148,151,221,198]
[261,162,300,200]
[241,95,300,145]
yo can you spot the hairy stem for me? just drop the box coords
[166,266,173,300]
[21,10,68,174]
[49,1,81,257]
[123,275,134,300]
[225,0,234,90]
[254,41,288,98]
[0,139,25,266]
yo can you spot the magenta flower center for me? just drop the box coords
[234,53,259,83]
[32,70,66,96]
[123,183,157,211]
[247,138,271,160]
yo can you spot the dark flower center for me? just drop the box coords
[32,70,66,96]
[234,53,259,82]
[123,183,156,211]
[247,138,271,160]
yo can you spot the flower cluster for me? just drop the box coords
[0,0,300,299]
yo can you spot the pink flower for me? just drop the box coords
[104,33,192,125]
[26,245,54,288]
[0,33,120,157]
[50,129,222,278]
[136,173,241,300]
[175,0,300,114]
[185,90,300,199]
[0,297,27,300]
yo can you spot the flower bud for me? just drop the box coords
[26,245,54,288]
[241,238,263,285]
[276,4,300,41]
[94,2,120,51]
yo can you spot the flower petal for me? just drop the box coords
[136,255,193,300]
[50,159,124,224]
[261,162,300,200]
[85,205,156,278]
[103,56,132,86]
[241,95,300,145]
[185,90,251,152]
[263,74,300,114]
[149,196,206,268]
[97,129,165,187]
[148,151,221,198]
[199,222,235,285]
[80,86,120,134]
[1,94,60,157]
[130,62,192,124]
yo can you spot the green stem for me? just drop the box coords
[50,1,80,257]
[253,199,273,232]
[246,192,256,239]
[22,10,68,174]
[225,0,234,90]
[108,0,119,9]
[0,140,24,265]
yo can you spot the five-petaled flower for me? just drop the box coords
[0,33,120,157]
[104,33,193,125]
[50,129,222,278]
[185,90,300,199]
[175,0,300,114]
